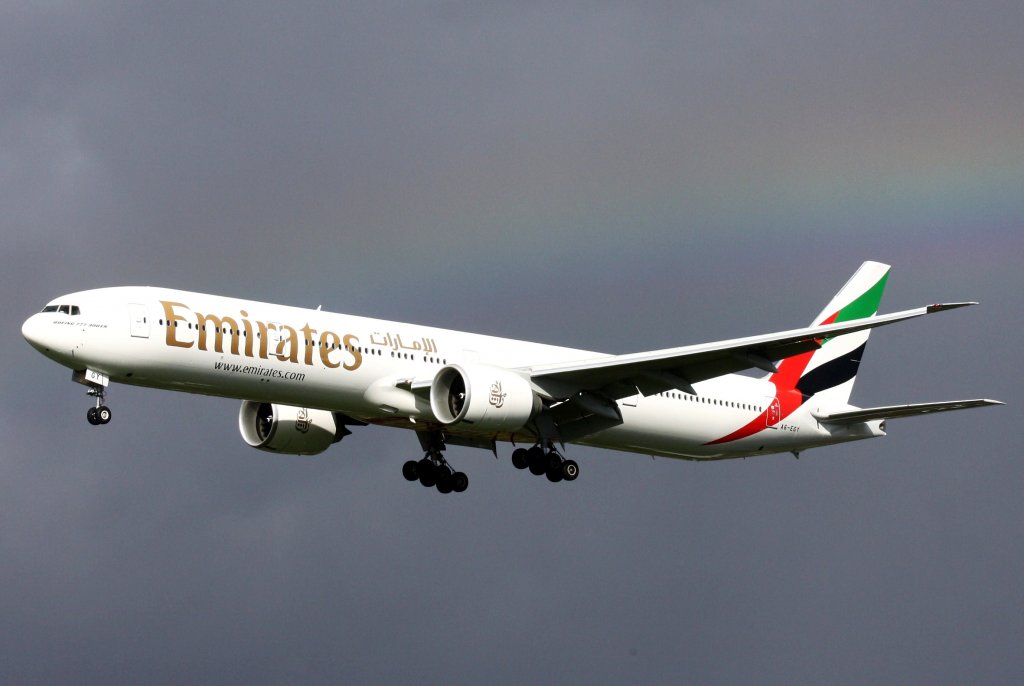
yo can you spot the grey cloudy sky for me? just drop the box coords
[2,3,1021,684]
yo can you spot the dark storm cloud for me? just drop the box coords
[2,3,1021,684]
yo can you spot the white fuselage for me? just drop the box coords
[21,287,884,461]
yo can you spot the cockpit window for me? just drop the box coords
[42,304,81,315]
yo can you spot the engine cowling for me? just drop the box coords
[430,364,539,434]
[238,401,348,455]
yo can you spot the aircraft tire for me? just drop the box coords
[418,459,437,487]
[97,406,112,424]
[511,448,529,470]
[561,460,579,481]
[87,407,100,425]
[545,466,563,483]
[527,447,546,475]
[546,451,563,471]
[402,460,419,481]
[452,472,469,493]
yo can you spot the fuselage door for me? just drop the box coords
[129,304,150,338]
[764,396,781,428]
[268,322,286,358]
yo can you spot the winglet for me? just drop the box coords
[926,302,978,313]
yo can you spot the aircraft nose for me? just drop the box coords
[22,314,52,353]
[23,315,41,347]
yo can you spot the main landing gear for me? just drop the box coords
[402,452,469,494]
[511,445,579,484]
[86,387,112,426]
[403,433,468,494]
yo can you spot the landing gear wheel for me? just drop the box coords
[511,448,529,470]
[452,472,469,493]
[418,459,437,488]
[561,459,579,481]
[527,446,547,475]
[85,384,110,425]
[435,464,454,493]
[545,466,564,483]
[402,460,419,481]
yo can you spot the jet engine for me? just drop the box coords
[430,364,539,433]
[239,401,349,455]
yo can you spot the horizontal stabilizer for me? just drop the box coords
[814,399,1003,425]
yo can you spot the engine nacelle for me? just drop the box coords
[238,401,348,455]
[430,364,539,434]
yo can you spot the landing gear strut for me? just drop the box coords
[511,445,579,483]
[85,387,111,426]
[403,432,469,494]
[73,369,112,426]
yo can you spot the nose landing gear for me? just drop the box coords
[73,369,112,426]
[85,387,111,425]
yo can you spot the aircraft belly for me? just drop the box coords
[581,404,731,459]
[577,399,834,460]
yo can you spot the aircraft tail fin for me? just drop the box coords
[768,261,891,408]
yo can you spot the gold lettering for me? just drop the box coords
[257,321,274,359]
[240,310,255,358]
[300,323,317,366]
[319,331,341,369]
[274,325,299,363]
[343,334,362,371]
[159,301,364,375]
[160,301,194,349]
[195,313,240,354]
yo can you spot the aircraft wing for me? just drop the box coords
[525,302,975,401]
[813,399,1003,425]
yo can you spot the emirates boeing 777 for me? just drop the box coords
[22,261,1001,493]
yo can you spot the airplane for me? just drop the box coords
[21,261,1001,494]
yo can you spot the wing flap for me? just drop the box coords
[814,399,1003,425]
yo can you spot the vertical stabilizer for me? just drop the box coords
[706,261,891,446]
[771,261,890,409]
